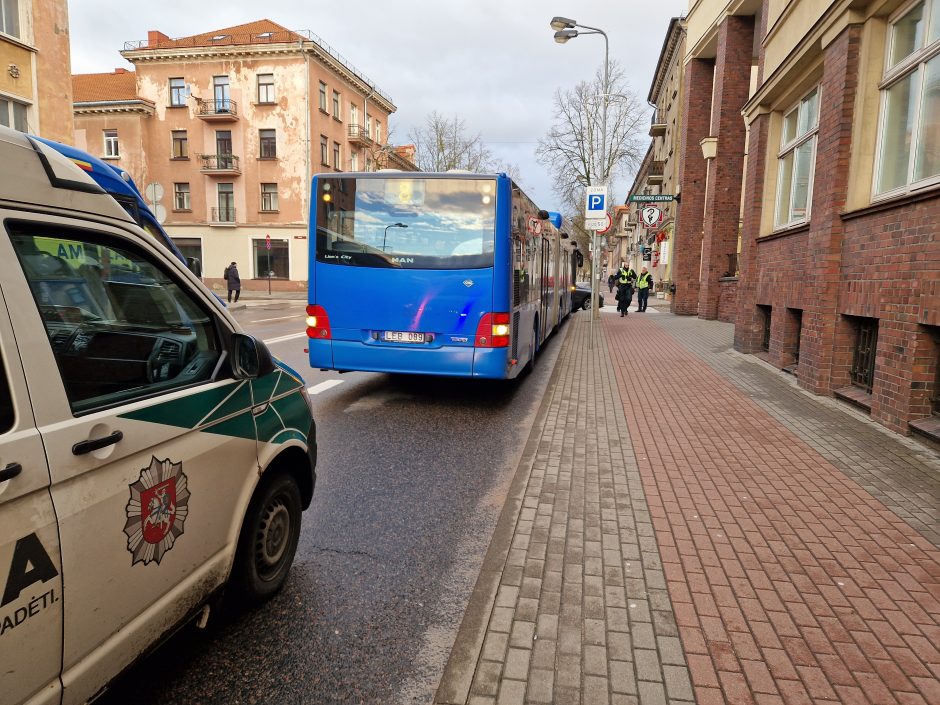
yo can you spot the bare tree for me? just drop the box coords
[408,111,496,172]
[536,61,646,209]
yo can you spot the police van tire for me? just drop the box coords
[581,298,590,311]
[232,471,302,603]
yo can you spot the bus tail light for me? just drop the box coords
[306,304,332,339]
[475,312,510,348]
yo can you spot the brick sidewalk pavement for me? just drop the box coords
[606,313,940,705]
[434,308,940,705]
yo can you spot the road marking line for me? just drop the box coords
[250,315,299,323]
[263,332,306,344]
[307,380,344,395]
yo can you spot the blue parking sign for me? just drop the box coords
[584,186,608,219]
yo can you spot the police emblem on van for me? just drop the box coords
[124,457,190,566]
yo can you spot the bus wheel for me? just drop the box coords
[231,471,302,604]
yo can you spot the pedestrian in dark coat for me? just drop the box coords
[616,280,634,317]
[607,273,616,293]
[224,261,241,303]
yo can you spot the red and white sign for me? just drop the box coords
[597,213,613,234]
[527,216,542,235]
[641,206,663,228]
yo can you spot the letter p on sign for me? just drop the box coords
[584,186,608,220]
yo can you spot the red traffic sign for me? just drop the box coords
[597,213,613,234]
[265,234,272,250]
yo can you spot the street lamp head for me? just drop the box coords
[554,29,578,44]
[550,16,576,30]
[394,222,407,228]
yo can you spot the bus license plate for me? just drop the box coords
[383,330,427,343]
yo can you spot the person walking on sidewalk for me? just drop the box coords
[615,263,636,317]
[636,266,654,312]
[607,273,616,293]
[224,261,241,303]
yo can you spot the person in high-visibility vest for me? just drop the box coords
[636,266,654,312]
[616,262,636,317]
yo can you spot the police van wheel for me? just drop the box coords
[232,472,302,603]
[581,298,590,311]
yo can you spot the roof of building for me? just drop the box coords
[648,17,686,105]
[141,19,303,49]
[72,69,139,103]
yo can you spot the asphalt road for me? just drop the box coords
[96,299,569,705]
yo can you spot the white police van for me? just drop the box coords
[0,126,317,704]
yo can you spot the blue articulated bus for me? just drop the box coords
[306,172,576,379]
[33,137,198,273]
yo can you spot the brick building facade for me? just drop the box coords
[672,0,940,440]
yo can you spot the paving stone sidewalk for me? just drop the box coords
[434,307,940,705]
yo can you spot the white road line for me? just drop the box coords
[249,315,299,323]
[263,332,307,345]
[307,380,344,395]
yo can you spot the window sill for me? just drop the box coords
[843,184,940,221]
[257,157,278,161]
[167,104,187,109]
[101,155,120,161]
[259,210,280,214]
[833,385,872,412]
[170,157,190,161]
[757,222,810,242]
[333,116,342,123]
[319,108,330,115]
[0,32,36,52]
[910,416,940,446]
[255,102,276,106]
[172,209,193,213]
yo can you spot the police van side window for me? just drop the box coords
[7,223,222,414]
[0,354,14,433]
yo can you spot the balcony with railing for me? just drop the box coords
[646,160,665,185]
[210,207,236,224]
[196,99,238,121]
[347,124,374,146]
[649,110,667,137]
[199,154,241,175]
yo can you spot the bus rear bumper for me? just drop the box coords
[309,340,511,378]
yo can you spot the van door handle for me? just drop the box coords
[72,430,124,456]
[0,462,21,482]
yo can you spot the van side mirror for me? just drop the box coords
[231,334,276,379]
[576,251,584,268]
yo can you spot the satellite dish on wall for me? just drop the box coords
[145,182,164,203]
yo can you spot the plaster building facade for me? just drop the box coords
[73,19,414,291]
[671,0,940,439]
[0,0,73,142]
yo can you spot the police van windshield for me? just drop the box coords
[315,176,496,270]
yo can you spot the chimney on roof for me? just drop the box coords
[114,68,128,74]
[147,30,171,47]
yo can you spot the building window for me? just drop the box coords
[319,81,327,112]
[171,238,203,275]
[774,87,819,228]
[876,0,940,195]
[851,317,879,393]
[367,114,373,138]
[213,76,231,112]
[350,103,359,126]
[216,183,235,222]
[375,121,382,143]
[0,96,28,132]
[260,183,278,212]
[173,182,190,210]
[332,141,341,169]
[332,90,341,119]
[320,135,329,165]
[103,130,119,158]
[253,238,289,279]
[0,0,19,38]
[171,130,188,159]
[758,305,772,352]
[257,73,275,104]
[259,129,277,159]
[350,151,358,171]
[169,77,188,107]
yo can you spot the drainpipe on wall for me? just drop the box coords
[363,83,375,166]
[301,40,311,225]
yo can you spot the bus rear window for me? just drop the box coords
[315,176,496,269]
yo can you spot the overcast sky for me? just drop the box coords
[69,0,686,209]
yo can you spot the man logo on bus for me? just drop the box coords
[124,457,190,566]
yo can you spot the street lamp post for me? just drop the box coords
[383,222,407,252]
[551,16,609,350]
